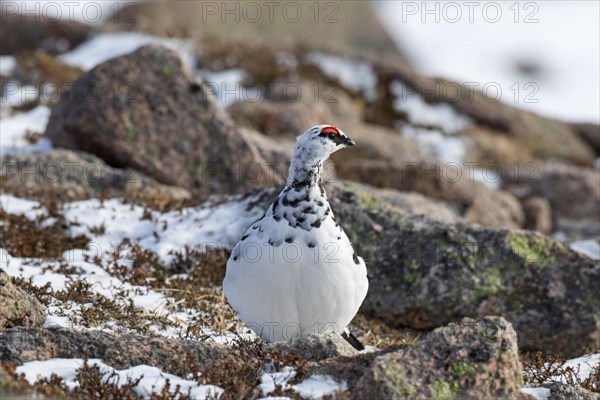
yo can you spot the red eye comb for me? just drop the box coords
[321,126,339,135]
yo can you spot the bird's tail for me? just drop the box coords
[341,328,364,351]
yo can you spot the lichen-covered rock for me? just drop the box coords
[367,62,595,166]
[44,45,281,197]
[328,181,460,223]
[0,327,228,377]
[570,123,600,154]
[1,149,192,209]
[0,14,90,55]
[0,272,46,330]
[268,334,358,362]
[528,163,600,221]
[352,317,522,399]
[547,383,600,400]
[463,186,525,228]
[522,196,553,234]
[325,183,599,357]
[336,155,524,229]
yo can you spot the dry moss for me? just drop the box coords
[1,356,198,400]
[0,208,88,259]
[523,352,600,393]
[16,50,83,86]
[200,337,310,400]
[351,313,419,349]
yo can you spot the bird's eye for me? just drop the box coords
[320,126,339,135]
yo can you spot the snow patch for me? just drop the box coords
[569,239,600,260]
[0,55,17,76]
[563,353,600,382]
[260,366,347,399]
[306,52,377,101]
[0,192,265,338]
[471,168,502,190]
[520,387,550,400]
[60,32,196,71]
[391,80,470,134]
[294,375,348,399]
[197,68,255,107]
[521,353,600,400]
[16,358,223,399]
[260,366,296,395]
[0,193,45,219]
[401,126,467,164]
[0,105,52,156]
[61,195,264,263]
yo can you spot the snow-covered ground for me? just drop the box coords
[0,105,52,156]
[1,192,356,398]
[570,239,600,260]
[59,32,196,71]
[15,357,347,400]
[0,192,265,337]
[521,353,600,400]
[374,1,600,123]
[305,52,378,101]
[389,80,473,167]
[260,366,347,398]
[3,189,599,398]
[17,359,223,399]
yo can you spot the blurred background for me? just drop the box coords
[3,1,598,121]
[1,1,600,398]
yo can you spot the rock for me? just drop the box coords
[238,126,295,182]
[463,187,525,228]
[522,196,553,234]
[0,327,228,377]
[466,126,535,167]
[327,181,460,224]
[0,14,90,55]
[0,272,46,330]
[570,123,600,154]
[529,163,600,221]
[352,316,522,399]
[229,81,361,137]
[324,182,600,357]
[14,50,83,88]
[116,2,403,66]
[329,122,422,181]
[232,95,520,229]
[44,45,281,197]
[519,392,538,400]
[342,54,594,166]
[1,149,192,210]
[548,382,600,400]
[344,158,524,229]
[333,125,523,229]
[554,219,600,242]
[268,334,358,362]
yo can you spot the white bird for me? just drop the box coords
[223,125,368,349]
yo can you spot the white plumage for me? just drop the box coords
[223,125,368,344]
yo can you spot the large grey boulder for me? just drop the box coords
[44,45,281,197]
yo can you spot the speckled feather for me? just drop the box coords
[223,125,368,343]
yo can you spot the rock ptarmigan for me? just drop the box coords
[223,125,368,349]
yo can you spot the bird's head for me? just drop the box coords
[294,125,356,162]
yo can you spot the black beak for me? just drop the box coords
[345,137,356,146]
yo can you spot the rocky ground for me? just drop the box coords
[1,6,599,400]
